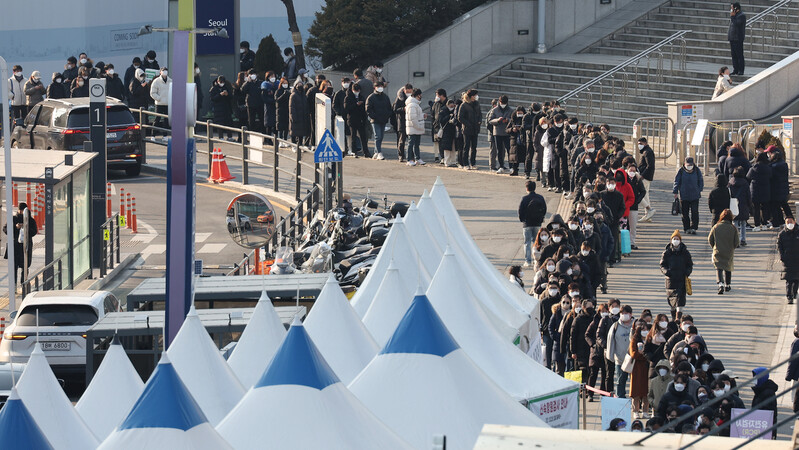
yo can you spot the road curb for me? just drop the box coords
[87,253,140,291]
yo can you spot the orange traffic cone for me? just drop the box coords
[208,148,235,183]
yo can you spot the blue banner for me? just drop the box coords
[196,0,235,55]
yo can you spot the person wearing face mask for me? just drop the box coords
[569,299,594,383]
[708,209,740,294]
[578,240,601,296]
[629,321,651,419]
[7,65,27,119]
[404,88,425,166]
[239,41,255,72]
[241,69,264,133]
[70,70,90,98]
[128,69,150,110]
[208,75,234,139]
[778,218,799,304]
[648,359,673,414]
[712,66,734,99]
[430,88,447,164]
[365,81,392,161]
[636,137,656,221]
[557,296,582,373]
[545,114,567,193]
[625,163,646,250]
[332,78,353,153]
[142,50,160,71]
[747,152,773,231]
[519,180,547,267]
[612,172,635,256]
[46,72,67,100]
[531,228,551,269]
[566,217,585,249]
[593,211,614,293]
[63,56,79,86]
[103,64,126,102]
[23,71,46,108]
[597,298,621,393]
[123,57,142,100]
[673,157,704,234]
[584,303,608,401]
[532,257,558,295]
[533,116,549,182]
[606,304,634,398]
[273,77,291,142]
[537,281,561,369]
[345,81,372,158]
[289,83,311,145]
[521,103,543,179]
[438,99,457,166]
[750,367,778,439]
[541,229,572,263]
[656,373,692,418]
[575,152,598,189]
[571,138,595,189]
[728,3,747,76]
[549,299,571,375]
[506,106,527,176]
[600,175,625,264]
[149,67,171,133]
[259,71,278,136]
[488,95,513,173]
[768,147,792,227]
[660,230,694,321]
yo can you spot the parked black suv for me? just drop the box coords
[10,98,144,176]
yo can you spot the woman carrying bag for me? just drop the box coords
[628,320,651,419]
[708,209,740,294]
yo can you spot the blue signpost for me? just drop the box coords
[314,129,343,163]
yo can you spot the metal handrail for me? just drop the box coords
[559,30,691,103]
[748,0,792,24]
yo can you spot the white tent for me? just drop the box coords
[349,294,546,450]
[427,248,579,427]
[99,354,232,450]
[401,202,443,276]
[0,387,54,449]
[167,307,245,425]
[16,345,99,450]
[226,289,286,388]
[362,259,414,347]
[303,275,379,384]
[218,318,412,450]
[350,218,430,318]
[76,339,145,440]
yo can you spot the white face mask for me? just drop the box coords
[499,103,507,108]
[569,291,579,298]
[674,383,686,392]
[195,68,201,75]
[584,224,593,231]
[249,74,257,81]
[376,87,384,93]
[517,113,524,118]
[240,48,246,54]
[282,83,289,88]
[570,124,577,131]
[587,147,595,153]
[672,239,681,247]
[162,71,168,78]
[552,236,562,243]
[107,69,114,75]
[681,323,691,332]
[788,223,796,230]
[55,78,62,83]
[581,249,589,256]
[546,264,556,272]
[724,384,731,392]
[601,312,609,318]
[620,313,631,322]
[641,330,649,337]
[80,58,87,64]
[77,80,84,87]
[474,95,479,101]
[375,68,382,73]
[541,124,549,129]
[610,307,620,315]
[638,144,645,150]
[540,235,549,242]
[574,306,582,313]
[714,389,725,397]
[701,363,710,372]
[566,268,573,276]
[587,207,595,213]
[342,83,350,89]
[627,170,636,178]
[659,320,668,329]
[269,77,276,82]
[569,223,578,231]
[659,368,669,377]
[607,183,616,191]
[723,73,730,80]
[13,71,22,77]
[548,288,559,297]
[555,122,563,128]
[685,164,694,170]
[561,303,571,311]
[147,58,154,63]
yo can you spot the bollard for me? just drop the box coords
[0,317,5,339]
[126,193,132,229]
[26,182,31,210]
[106,183,113,218]
[119,188,126,217]
[12,183,17,206]
[131,197,138,233]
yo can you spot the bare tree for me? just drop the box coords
[281,0,306,71]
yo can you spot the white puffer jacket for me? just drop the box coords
[405,96,425,136]
[149,75,171,106]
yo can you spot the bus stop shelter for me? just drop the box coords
[0,149,95,300]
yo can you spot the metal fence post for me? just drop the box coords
[295,145,301,201]
[207,120,214,173]
[100,235,107,278]
[241,126,249,185]
[273,137,280,193]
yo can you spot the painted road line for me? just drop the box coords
[197,243,227,254]
[196,232,212,243]
[141,244,166,258]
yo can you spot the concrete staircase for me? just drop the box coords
[474,0,799,134]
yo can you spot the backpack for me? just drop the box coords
[526,195,547,225]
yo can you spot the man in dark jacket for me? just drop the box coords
[597,298,621,394]
[344,83,371,157]
[673,157,704,234]
[3,203,37,285]
[786,326,799,412]
[239,41,256,72]
[209,76,234,138]
[778,218,799,304]
[103,64,126,101]
[458,89,481,169]
[570,300,594,382]
[142,50,160,70]
[62,56,79,86]
[751,367,778,439]
[333,78,352,154]
[288,84,311,144]
[728,2,747,75]
[638,137,656,221]
[46,73,68,100]
[243,69,264,133]
[123,57,142,101]
[518,180,547,267]
[523,103,544,179]
[724,144,751,179]
[366,81,392,160]
[768,147,792,226]
[393,84,412,162]
[431,88,447,163]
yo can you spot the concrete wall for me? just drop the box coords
[384,0,636,92]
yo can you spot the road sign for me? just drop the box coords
[314,129,343,163]
[90,78,108,271]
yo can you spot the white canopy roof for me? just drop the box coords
[16,345,99,450]
[99,354,232,450]
[0,387,53,449]
[427,248,577,401]
[218,319,412,449]
[401,202,444,276]
[350,218,429,318]
[349,294,546,450]
[362,259,414,347]
[76,340,145,440]
[226,289,286,388]
[303,275,379,384]
[166,307,245,425]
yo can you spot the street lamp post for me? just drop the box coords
[0,56,16,311]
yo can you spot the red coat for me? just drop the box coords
[615,171,635,218]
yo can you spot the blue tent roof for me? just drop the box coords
[118,357,208,431]
[255,323,339,390]
[0,392,53,450]
[381,294,459,357]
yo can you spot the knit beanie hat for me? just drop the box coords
[671,229,682,240]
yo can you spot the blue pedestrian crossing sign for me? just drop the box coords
[314,129,343,163]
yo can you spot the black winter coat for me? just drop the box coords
[600,190,625,224]
[105,74,126,101]
[728,175,752,222]
[71,83,89,98]
[275,87,290,131]
[708,174,731,223]
[243,79,264,109]
[724,147,751,179]
[261,81,278,128]
[344,90,367,129]
[596,314,619,363]
[660,243,693,309]
[457,100,481,136]
[778,228,799,280]
[438,107,456,151]
[507,116,525,163]
[585,313,604,368]
[209,83,233,122]
[638,145,656,181]
[628,175,647,211]
[538,292,560,336]
[128,79,150,109]
[570,311,593,369]
[289,88,311,138]
[657,384,692,418]
[771,159,790,202]
[366,91,392,125]
[787,338,799,381]
[728,12,747,41]
[747,162,772,203]
[46,82,68,100]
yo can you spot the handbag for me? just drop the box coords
[685,276,693,296]
[435,127,444,139]
[729,189,740,216]
[671,198,681,216]
[621,353,636,373]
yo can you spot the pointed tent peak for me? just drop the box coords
[8,386,19,401]
[31,343,44,356]
[187,305,198,317]
[255,321,339,390]
[0,391,54,450]
[325,274,338,286]
[111,334,121,346]
[414,284,425,297]
[387,258,398,271]
[443,245,455,256]
[421,188,431,199]
[381,294,459,357]
[258,289,271,303]
[434,176,444,186]
[389,215,405,224]
[291,315,303,327]
[158,352,171,365]
[118,358,208,432]
[408,201,418,211]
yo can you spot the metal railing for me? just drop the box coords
[21,234,91,296]
[680,118,756,172]
[632,116,675,160]
[747,0,794,61]
[99,213,122,278]
[559,30,690,122]
[226,185,321,276]
[135,109,325,203]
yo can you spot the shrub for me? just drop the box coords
[253,35,285,76]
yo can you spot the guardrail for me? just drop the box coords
[632,116,675,160]
[134,109,324,203]
[559,30,690,123]
[680,119,756,172]
[21,234,91,296]
[746,0,794,61]
[99,213,122,278]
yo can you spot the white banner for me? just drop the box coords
[527,388,579,429]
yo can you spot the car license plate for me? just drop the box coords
[106,132,118,140]
[41,342,71,351]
